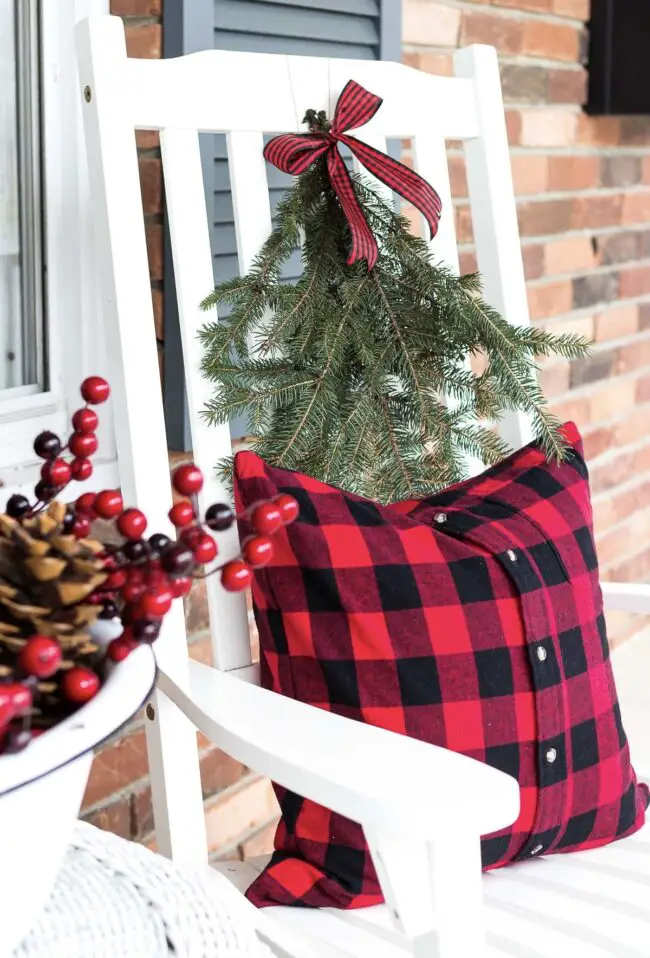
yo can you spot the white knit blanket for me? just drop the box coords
[12,821,273,957]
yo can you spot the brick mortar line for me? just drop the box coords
[403,45,588,71]
[452,186,650,207]
[526,258,650,286]
[430,0,589,29]
[590,450,650,502]
[208,814,279,864]
[600,540,650,577]
[455,227,650,251]
[82,764,261,820]
[596,505,650,543]
[538,294,650,323]
[547,364,650,408]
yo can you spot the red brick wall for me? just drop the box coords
[404,0,650,649]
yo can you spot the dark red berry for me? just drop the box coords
[76,492,96,515]
[72,407,99,433]
[34,431,62,460]
[251,502,283,536]
[69,432,98,458]
[243,535,274,568]
[81,376,110,405]
[99,599,119,620]
[168,501,195,527]
[70,457,93,481]
[193,533,218,565]
[122,540,147,564]
[172,464,204,496]
[6,494,31,519]
[148,533,171,558]
[132,619,160,643]
[19,636,62,678]
[117,508,147,540]
[62,667,101,704]
[40,458,70,487]
[104,569,127,591]
[3,728,32,753]
[205,503,234,532]
[180,526,203,551]
[221,560,252,592]
[34,480,57,503]
[140,587,173,618]
[169,576,192,598]
[62,509,76,533]
[94,489,124,519]
[107,637,136,662]
[274,494,300,525]
[72,515,92,539]
[161,543,195,577]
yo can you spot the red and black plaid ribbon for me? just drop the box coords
[264,79,442,271]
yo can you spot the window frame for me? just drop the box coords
[0,0,118,496]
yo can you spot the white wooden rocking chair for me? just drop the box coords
[76,15,650,958]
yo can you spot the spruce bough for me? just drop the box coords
[200,142,590,503]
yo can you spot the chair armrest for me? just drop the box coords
[158,661,519,842]
[602,581,650,615]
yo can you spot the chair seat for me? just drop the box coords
[215,818,650,958]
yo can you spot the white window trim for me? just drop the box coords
[1,0,119,498]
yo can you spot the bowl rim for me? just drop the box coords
[0,645,157,797]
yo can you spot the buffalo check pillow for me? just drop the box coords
[234,424,649,909]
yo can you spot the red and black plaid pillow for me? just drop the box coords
[234,424,649,909]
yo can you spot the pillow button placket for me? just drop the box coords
[438,509,568,863]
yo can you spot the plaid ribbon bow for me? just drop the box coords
[263,79,442,270]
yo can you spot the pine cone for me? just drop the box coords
[0,500,108,671]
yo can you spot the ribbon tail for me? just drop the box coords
[326,149,379,270]
[345,136,442,239]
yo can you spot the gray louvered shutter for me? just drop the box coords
[164,0,402,449]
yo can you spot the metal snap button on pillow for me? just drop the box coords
[506,549,517,562]
[434,513,447,524]
[537,646,547,662]
[546,747,558,764]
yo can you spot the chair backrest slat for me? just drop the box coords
[77,15,533,677]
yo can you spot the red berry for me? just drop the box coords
[274,494,299,525]
[3,683,33,715]
[70,457,93,481]
[221,560,252,592]
[94,489,124,519]
[169,501,195,527]
[117,508,147,540]
[140,587,173,618]
[193,533,218,565]
[62,667,101,704]
[72,515,92,539]
[179,526,203,551]
[243,535,274,568]
[19,636,62,678]
[76,493,96,515]
[81,376,110,405]
[172,464,204,496]
[41,458,72,487]
[169,576,192,598]
[72,407,99,433]
[69,432,98,458]
[161,544,195,577]
[251,502,283,536]
[107,637,137,662]
[103,569,127,591]
[122,580,146,604]
[0,700,14,728]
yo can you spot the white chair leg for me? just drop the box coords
[145,685,208,865]
[366,828,486,957]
